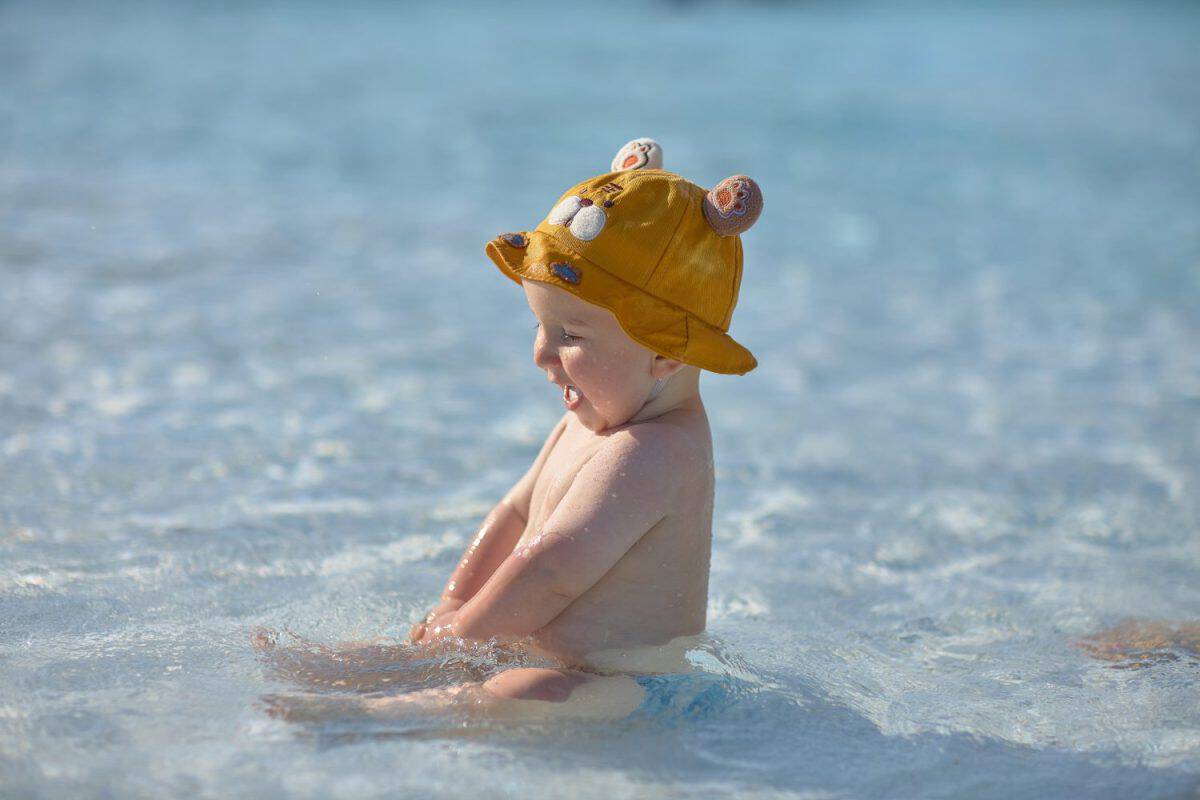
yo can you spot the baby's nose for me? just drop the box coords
[532,334,559,369]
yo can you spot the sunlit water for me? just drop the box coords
[2,1,1199,797]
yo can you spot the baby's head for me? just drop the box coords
[522,277,698,431]
[484,138,763,432]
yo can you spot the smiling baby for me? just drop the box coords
[256,138,764,723]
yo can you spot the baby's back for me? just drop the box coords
[516,407,714,670]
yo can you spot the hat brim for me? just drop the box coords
[485,230,757,375]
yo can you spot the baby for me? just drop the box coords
[256,138,764,723]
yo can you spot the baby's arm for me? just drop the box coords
[444,425,689,643]
[414,414,569,637]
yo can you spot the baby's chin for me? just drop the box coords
[560,384,647,431]
[571,400,645,433]
[568,400,604,431]
[571,403,603,431]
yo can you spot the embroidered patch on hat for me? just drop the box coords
[703,174,763,237]
[711,177,753,218]
[548,196,583,226]
[599,182,622,208]
[547,195,607,242]
[501,232,528,248]
[569,204,605,240]
[611,138,663,172]
[550,262,581,284]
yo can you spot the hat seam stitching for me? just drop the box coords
[641,185,692,290]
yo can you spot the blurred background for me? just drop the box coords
[2,1,1198,798]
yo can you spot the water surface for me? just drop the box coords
[2,1,1199,797]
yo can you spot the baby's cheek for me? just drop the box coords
[578,359,628,402]
[565,357,603,394]
[564,354,597,386]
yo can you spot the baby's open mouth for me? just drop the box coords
[562,384,582,410]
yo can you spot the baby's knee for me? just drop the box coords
[481,668,590,702]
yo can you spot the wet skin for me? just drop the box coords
[421,279,717,668]
[254,280,719,717]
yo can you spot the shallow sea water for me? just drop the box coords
[2,1,1199,798]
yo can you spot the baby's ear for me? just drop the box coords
[702,175,763,236]
[611,137,664,172]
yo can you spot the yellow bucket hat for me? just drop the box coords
[484,137,763,375]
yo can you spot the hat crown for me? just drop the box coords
[537,168,744,333]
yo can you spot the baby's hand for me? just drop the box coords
[410,609,459,645]
[404,614,474,662]
[408,598,467,644]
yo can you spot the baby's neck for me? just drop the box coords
[627,367,703,425]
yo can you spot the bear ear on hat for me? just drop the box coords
[611,137,663,172]
[703,175,763,237]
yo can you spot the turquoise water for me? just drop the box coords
[2,1,1199,797]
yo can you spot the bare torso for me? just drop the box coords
[252,401,719,719]
[515,404,715,672]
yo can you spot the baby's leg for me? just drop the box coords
[250,626,438,691]
[261,668,646,724]
[463,667,646,721]
[249,626,556,691]
[261,684,487,724]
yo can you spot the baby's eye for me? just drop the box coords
[533,323,579,344]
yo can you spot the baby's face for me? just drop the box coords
[522,279,664,432]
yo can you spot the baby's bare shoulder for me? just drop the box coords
[537,423,700,549]
[595,421,708,488]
